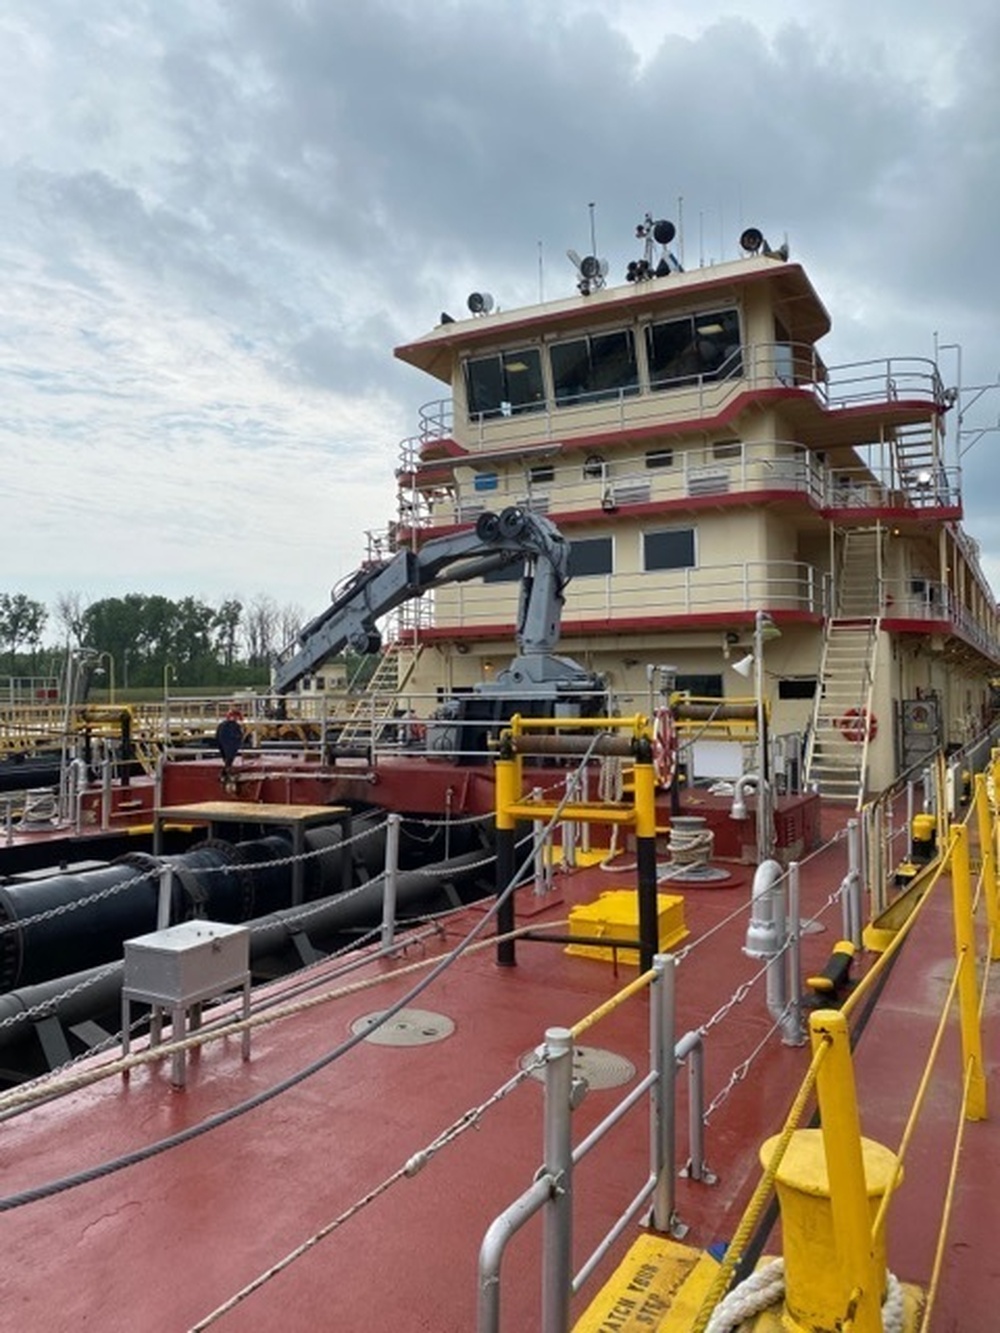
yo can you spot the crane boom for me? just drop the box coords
[272,507,600,697]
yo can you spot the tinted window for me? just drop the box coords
[646,308,742,391]
[465,348,545,420]
[644,528,695,571]
[551,330,638,406]
[675,674,723,697]
[569,537,613,577]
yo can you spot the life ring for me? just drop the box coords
[837,707,878,744]
[652,707,677,789]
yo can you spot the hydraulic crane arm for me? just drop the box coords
[273,507,576,695]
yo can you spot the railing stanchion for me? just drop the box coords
[974,772,1000,961]
[381,812,401,952]
[950,824,987,1120]
[541,1027,575,1333]
[649,954,679,1232]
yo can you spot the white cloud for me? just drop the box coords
[1,0,999,636]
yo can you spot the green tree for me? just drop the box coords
[0,593,48,671]
[213,598,243,668]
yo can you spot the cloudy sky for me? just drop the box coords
[3,0,1000,635]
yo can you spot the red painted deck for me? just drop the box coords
[0,806,996,1331]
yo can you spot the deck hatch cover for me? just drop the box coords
[351,1007,455,1046]
[519,1044,635,1090]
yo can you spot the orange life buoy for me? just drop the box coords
[652,707,677,789]
[837,707,878,744]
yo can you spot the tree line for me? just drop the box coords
[0,591,307,688]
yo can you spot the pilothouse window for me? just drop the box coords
[465,348,545,420]
[646,308,742,391]
[551,329,638,406]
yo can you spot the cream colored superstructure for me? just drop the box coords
[389,244,999,794]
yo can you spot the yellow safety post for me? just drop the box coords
[761,1010,893,1331]
[494,719,524,967]
[632,739,659,973]
[974,772,1000,961]
[949,824,988,1120]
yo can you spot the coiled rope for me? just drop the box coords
[705,1260,905,1333]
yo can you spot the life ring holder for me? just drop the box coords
[652,707,677,789]
[837,707,878,744]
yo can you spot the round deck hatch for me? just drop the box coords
[351,1007,455,1046]
[519,1044,635,1090]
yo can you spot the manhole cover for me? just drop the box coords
[519,1044,635,1090]
[351,1007,455,1046]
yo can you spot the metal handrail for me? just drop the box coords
[400,347,945,466]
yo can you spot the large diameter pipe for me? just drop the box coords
[0,848,493,1056]
[0,835,300,992]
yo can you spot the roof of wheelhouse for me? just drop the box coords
[394,254,832,383]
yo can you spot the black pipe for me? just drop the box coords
[0,812,473,993]
[495,828,516,967]
[0,848,494,1060]
[636,835,658,973]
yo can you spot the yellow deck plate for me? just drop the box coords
[573,1235,720,1330]
[574,1235,926,1330]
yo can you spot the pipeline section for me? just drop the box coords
[0,848,492,1058]
[0,815,392,991]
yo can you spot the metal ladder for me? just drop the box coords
[804,529,881,805]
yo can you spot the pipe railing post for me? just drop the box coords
[686,1035,709,1181]
[541,1027,575,1333]
[100,757,112,832]
[974,772,1000,961]
[845,819,863,949]
[563,774,577,869]
[495,752,519,967]
[649,954,680,1233]
[632,754,658,973]
[950,824,988,1120]
[785,862,807,1045]
[157,863,173,930]
[381,812,401,951]
[532,787,553,900]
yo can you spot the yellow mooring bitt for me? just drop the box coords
[574,1010,925,1332]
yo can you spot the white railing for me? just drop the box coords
[399,437,959,532]
[399,347,945,471]
[431,561,827,631]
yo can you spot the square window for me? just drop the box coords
[644,528,695,571]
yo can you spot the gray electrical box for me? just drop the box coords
[123,920,250,1006]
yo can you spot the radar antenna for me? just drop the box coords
[627,213,682,283]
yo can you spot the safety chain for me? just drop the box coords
[694,949,777,1046]
[404,809,495,828]
[702,1011,785,1123]
[0,865,158,936]
[0,961,125,1031]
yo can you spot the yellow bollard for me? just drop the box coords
[759,1130,898,1331]
[760,1009,896,1332]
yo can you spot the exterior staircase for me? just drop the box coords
[804,528,881,806]
[891,420,948,506]
[336,642,423,749]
